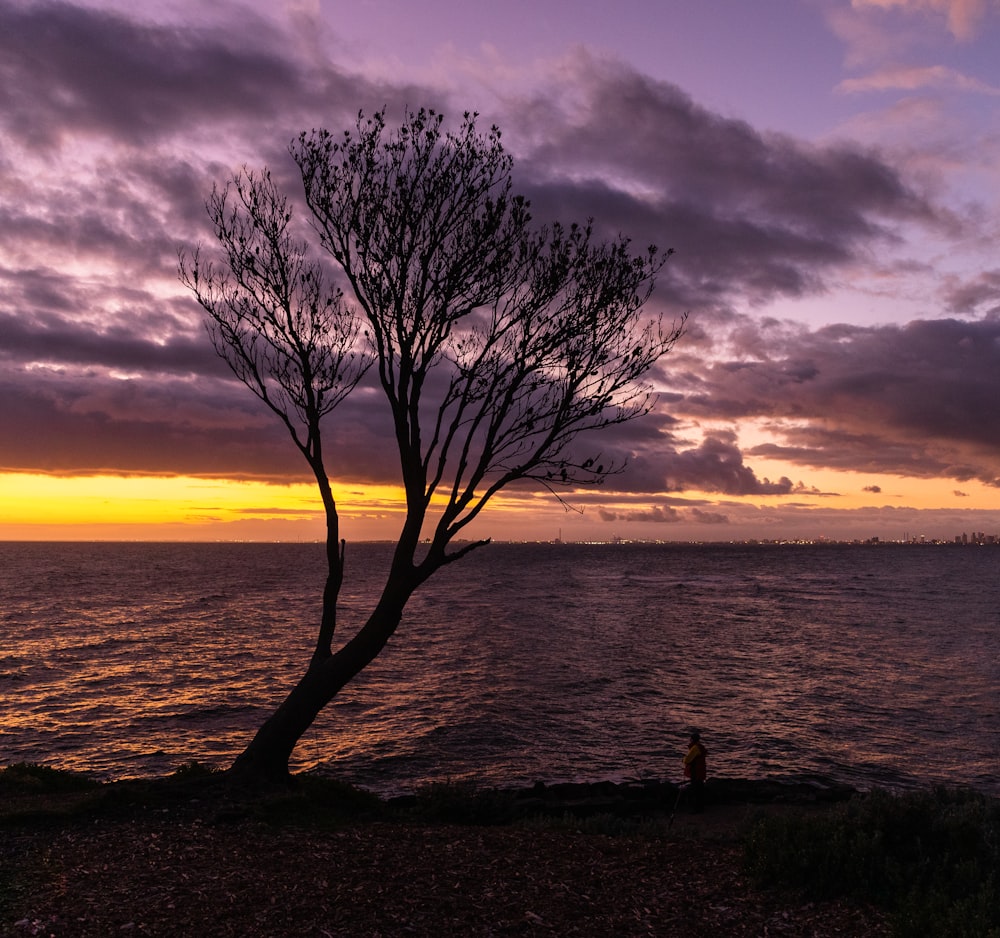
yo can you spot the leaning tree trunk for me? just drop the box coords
[229,585,413,784]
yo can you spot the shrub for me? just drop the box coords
[170,760,222,779]
[0,763,98,796]
[743,788,1000,937]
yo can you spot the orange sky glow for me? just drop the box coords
[3,466,997,544]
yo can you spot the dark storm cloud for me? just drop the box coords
[0,363,396,482]
[507,52,937,307]
[0,0,401,480]
[603,505,682,524]
[597,432,810,497]
[0,1,978,496]
[0,1,314,148]
[596,503,730,525]
[672,313,1000,487]
[659,433,799,495]
[0,1,367,286]
[0,307,216,375]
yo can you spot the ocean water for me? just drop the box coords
[0,541,997,796]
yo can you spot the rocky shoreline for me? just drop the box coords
[383,774,860,821]
[1,767,889,938]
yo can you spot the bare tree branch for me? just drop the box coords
[178,108,685,783]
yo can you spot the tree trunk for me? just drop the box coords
[228,583,413,785]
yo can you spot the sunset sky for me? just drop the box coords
[2,0,1000,543]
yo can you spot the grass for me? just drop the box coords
[743,786,1000,938]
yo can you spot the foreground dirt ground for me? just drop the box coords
[2,798,888,937]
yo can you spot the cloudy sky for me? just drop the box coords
[2,0,1000,543]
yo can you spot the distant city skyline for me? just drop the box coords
[2,0,1000,542]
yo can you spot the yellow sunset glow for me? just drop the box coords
[1,463,994,543]
[0,473,318,525]
[0,473,410,540]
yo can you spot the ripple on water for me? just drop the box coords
[0,542,997,794]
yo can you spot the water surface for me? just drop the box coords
[1,542,996,795]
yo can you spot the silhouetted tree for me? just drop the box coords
[180,108,684,783]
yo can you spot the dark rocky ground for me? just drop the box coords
[1,772,889,937]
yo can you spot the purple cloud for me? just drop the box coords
[0,0,989,513]
[671,314,1000,487]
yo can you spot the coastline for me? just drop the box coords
[1,768,886,937]
[5,767,998,936]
